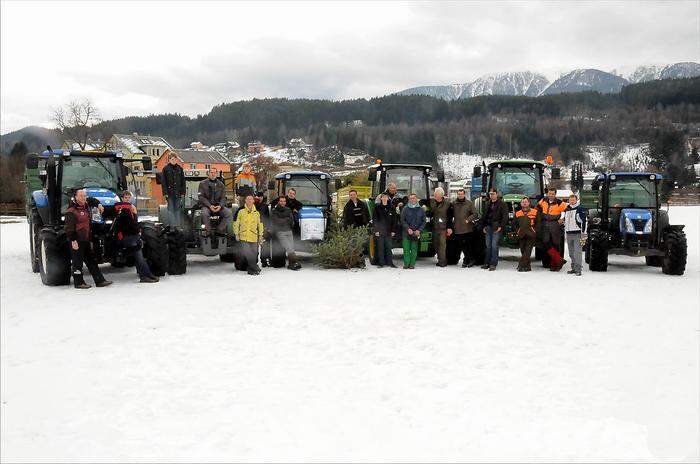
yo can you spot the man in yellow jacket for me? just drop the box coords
[234,195,264,275]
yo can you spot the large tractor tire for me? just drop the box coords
[661,229,687,276]
[588,230,608,272]
[141,222,169,276]
[29,208,42,273]
[38,227,71,286]
[645,256,663,267]
[166,227,187,275]
[584,242,590,264]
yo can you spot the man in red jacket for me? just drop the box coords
[65,189,113,289]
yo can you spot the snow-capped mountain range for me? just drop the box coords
[394,62,700,100]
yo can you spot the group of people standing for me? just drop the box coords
[341,182,587,275]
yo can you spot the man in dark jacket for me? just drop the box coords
[161,152,185,227]
[429,187,453,267]
[451,188,477,267]
[513,197,540,272]
[198,168,232,236]
[270,196,301,270]
[400,193,426,269]
[372,193,398,267]
[342,189,370,228]
[113,191,159,283]
[479,188,509,271]
[64,189,113,289]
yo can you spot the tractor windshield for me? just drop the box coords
[491,166,542,197]
[285,176,328,206]
[62,156,119,191]
[385,168,428,199]
[608,177,656,208]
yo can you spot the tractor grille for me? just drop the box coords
[631,218,647,231]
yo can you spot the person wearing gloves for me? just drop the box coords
[400,193,426,269]
[513,197,540,272]
[233,195,265,275]
[562,193,587,276]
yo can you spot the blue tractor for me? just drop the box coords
[585,172,687,275]
[25,148,185,285]
[265,171,341,267]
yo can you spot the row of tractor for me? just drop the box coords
[24,148,687,286]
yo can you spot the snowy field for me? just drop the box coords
[1,207,699,462]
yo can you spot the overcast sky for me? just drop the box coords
[1,0,698,133]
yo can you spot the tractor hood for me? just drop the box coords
[85,188,120,206]
[619,208,653,235]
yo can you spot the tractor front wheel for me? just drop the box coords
[645,255,663,267]
[29,208,42,273]
[588,231,608,272]
[38,228,71,286]
[662,230,687,276]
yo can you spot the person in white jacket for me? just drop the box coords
[562,194,588,276]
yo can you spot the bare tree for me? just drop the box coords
[52,99,105,150]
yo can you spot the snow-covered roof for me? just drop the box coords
[112,133,173,154]
[173,149,231,164]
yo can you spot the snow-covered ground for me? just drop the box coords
[1,208,699,462]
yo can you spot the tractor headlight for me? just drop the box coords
[643,217,652,234]
[625,216,635,233]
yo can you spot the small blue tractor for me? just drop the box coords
[266,170,341,267]
[585,172,687,275]
[25,148,185,285]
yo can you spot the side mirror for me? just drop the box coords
[25,154,39,170]
[481,173,488,193]
[141,157,153,171]
[472,166,481,178]
[155,172,163,185]
[335,178,342,190]
[368,167,378,182]
[267,180,275,190]
[551,168,561,180]
[436,169,445,183]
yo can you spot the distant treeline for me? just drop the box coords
[82,76,700,165]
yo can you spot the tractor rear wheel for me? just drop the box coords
[29,208,42,273]
[141,222,169,276]
[588,231,608,272]
[38,227,71,286]
[645,255,663,267]
[167,227,187,275]
[662,230,687,276]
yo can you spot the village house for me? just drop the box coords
[108,133,174,208]
[151,148,232,206]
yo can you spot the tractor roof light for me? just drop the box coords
[610,174,616,180]
[649,175,655,180]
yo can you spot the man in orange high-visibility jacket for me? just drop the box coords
[537,188,568,271]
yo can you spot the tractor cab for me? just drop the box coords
[25,149,148,226]
[368,162,439,206]
[267,171,340,257]
[590,172,662,250]
[472,159,552,248]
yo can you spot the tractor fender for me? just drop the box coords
[31,191,51,225]
[664,224,685,232]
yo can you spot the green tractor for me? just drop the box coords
[584,172,687,275]
[156,168,238,264]
[25,148,182,285]
[364,160,445,263]
[470,159,563,264]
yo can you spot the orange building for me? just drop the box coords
[151,149,232,206]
